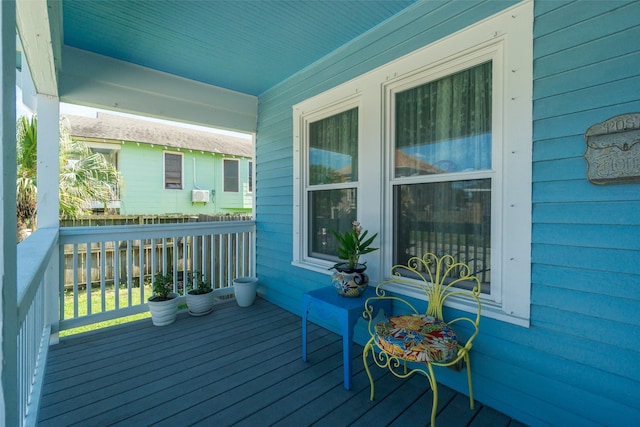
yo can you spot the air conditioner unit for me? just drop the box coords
[191,189,210,203]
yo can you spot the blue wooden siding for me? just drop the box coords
[528,1,640,426]
[255,1,640,425]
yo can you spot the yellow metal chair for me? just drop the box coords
[362,253,482,426]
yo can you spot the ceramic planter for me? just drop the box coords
[148,292,179,326]
[233,277,258,307]
[331,263,369,297]
[186,290,215,316]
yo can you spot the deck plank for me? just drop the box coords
[38,297,524,426]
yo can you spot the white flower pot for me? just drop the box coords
[148,292,179,326]
[233,277,257,307]
[186,290,215,316]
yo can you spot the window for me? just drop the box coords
[224,159,239,192]
[293,2,532,326]
[307,108,359,262]
[293,101,361,266]
[248,161,253,193]
[164,152,182,189]
[392,62,493,294]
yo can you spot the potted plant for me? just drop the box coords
[329,221,379,297]
[148,272,179,326]
[186,271,215,316]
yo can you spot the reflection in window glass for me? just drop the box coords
[395,62,492,177]
[394,179,491,293]
[309,108,358,185]
[224,159,239,192]
[308,189,357,261]
[164,153,182,189]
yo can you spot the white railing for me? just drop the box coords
[57,220,256,331]
[17,227,58,427]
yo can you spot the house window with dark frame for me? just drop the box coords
[164,152,183,189]
[224,158,239,192]
[248,161,253,193]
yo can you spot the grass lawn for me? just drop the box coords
[61,284,154,337]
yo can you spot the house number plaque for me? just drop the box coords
[584,113,640,185]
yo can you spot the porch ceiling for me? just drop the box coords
[61,0,417,97]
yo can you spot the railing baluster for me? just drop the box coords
[127,240,133,306]
[173,236,178,293]
[55,221,254,330]
[162,237,167,275]
[151,237,157,300]
[114,240,120,309]
[139,237,145,303]
[73,244,79,318]
[86,242,92,315]
[227,233,233,287]
[100,242,106,312]
[216,234,222,289]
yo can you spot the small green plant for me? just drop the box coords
[187,271,212,295]
[329,220,379,271]
[151,272,175,301]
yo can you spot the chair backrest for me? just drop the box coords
[368,253,482,344]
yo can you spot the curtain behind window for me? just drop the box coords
[395,61,492,177]
[307,108,359,260]
[309,108,358,185]
[394,62,492,290]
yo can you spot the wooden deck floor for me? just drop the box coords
[37,297,526,427]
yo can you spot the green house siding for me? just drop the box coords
[117,143,252,215]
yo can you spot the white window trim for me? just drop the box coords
[292,1,532,326]
[223,158,240,192]
[293,95,363,272]
[163,151,183,190]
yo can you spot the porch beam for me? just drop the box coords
[58,46,258,134]
[16,0,59,96]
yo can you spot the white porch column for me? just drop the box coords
[1,1,18,425]
[36,95,60,341]
[36,95,59,228]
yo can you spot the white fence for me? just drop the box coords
[16,228,58,426]
[58,220,256,331]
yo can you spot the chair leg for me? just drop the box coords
[464,353,475,410]
[362,339,376,401]
[426,364,438,427]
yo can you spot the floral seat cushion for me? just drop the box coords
[374,314,458,363]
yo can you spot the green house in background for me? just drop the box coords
[63,112,254,215]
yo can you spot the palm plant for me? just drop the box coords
[16,115,122,242]
[58,127,121,217]
[16,116,38,242]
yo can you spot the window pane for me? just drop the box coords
[224,159,239,192]
[164,153,182,189]
[308,188,357,260]
[395,61,492,177]
[309,108,358,185]
[394,179,491,292]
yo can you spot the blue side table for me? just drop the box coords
[301,286,391,390]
